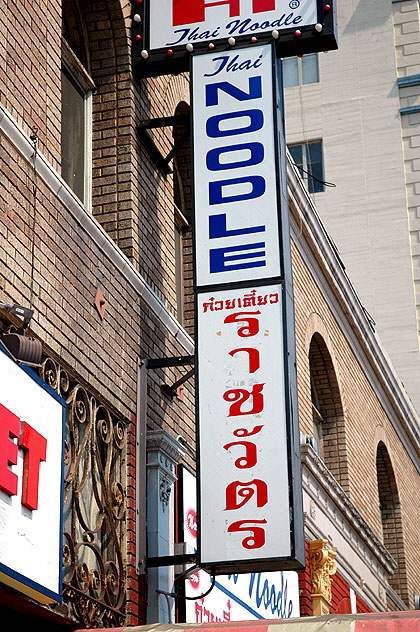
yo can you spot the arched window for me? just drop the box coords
[61,0,94,205]
[62,0,89,68]
[173,102,193,331]
[376,442,408,605]
[308,333,348,488]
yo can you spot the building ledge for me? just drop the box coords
[301,443,396,575]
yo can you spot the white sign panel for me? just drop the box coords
[197,285,292,568]
[187,571,300,621]
[181,468,300,621]
[193,45,282,287]
[0,347,65,603]
[148,0,318,51]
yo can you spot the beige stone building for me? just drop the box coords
[0,1,420,630]
[283,0,420,416]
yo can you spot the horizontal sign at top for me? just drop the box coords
[148,0,318,50]
[132,1,338,78]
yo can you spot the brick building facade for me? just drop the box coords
[1,1,420,630]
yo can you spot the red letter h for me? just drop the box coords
[173,0,276,26]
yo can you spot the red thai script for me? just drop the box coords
[223,439,257,468]
[229,347,260,373]
[195,596,232,623]
[224,425,263,465]
[224,311,261,336]
[0,403,47,510]
[225,479,268,509]
[223,383,265,416]
[221,308,270,550]
[203,290,279,313]
[227,519,267,549]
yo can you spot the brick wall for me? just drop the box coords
[1,0,195,626]
[298,541,313,617]
[0,1,62,169]
[330,572,371,615]
[285,0,420,417]
[291,233,420,608]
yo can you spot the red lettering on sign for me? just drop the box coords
[227,519,267,549]
[223,383,265,416]
[225,479,268,509]
[229,347,260,373]
[0,404,47,510]
[19,422,47,511]
[0,404,20,497]
[223,440,258,468]
[173,0,276,26]
[224,311,261,337]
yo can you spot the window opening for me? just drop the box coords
[283,54,319,88]
[173,103,193,331]
[376,442,408,605]
[308,333,347,487]
[174,206,190,324]
[61,0,94,206]
[288,140,324,193]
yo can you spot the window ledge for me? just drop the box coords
[301,442,397,575]
[61,36,96,93]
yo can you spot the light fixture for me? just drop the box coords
[0,301,42,366]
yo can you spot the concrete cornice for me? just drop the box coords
[301,444,396,575]
[301,444,408,612]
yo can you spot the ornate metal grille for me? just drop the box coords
[40,357,127,628]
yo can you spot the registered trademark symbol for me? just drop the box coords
[289,0,300,8]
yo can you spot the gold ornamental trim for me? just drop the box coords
[309,539,337,616]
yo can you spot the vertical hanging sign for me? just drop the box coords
[193,44,304,573]
[193,45,281,287]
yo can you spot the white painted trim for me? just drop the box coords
[0,104,194,355]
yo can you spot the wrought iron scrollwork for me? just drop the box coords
[40,357,127,628]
